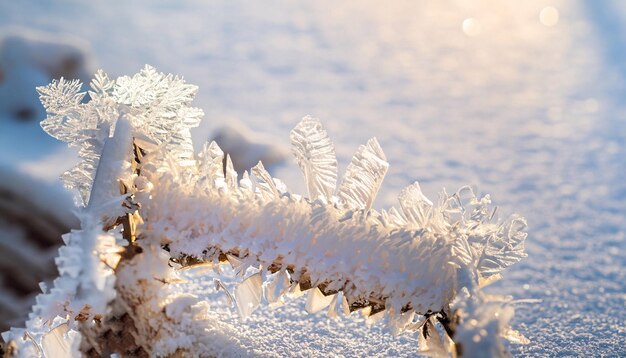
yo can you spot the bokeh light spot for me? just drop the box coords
[462,18,481,37]
[540,6,559,27]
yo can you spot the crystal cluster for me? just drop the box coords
[3,67,529,357]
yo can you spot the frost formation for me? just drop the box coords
[37,66,202,206]
[3,67,529,357]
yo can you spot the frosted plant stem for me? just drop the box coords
[86,117,132,214]
[1,67,530,358]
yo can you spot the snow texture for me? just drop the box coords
[0,0,625,355]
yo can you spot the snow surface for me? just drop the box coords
[0,28,93,179]
[0,0,625,355]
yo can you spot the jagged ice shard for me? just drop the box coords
[2,66,529,357]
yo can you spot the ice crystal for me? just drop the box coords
[338,137,388,211]
[398,182,433,229]
[452,286,529,357]
[198,141,225,178]
[290,116,338,201]
[305,287,335,314]
[234,273,263,318]
[37,65,202,206]
[5,67,530,357]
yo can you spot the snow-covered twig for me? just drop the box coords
[2,66,529,357]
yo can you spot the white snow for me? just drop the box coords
[0,28,93,177]
[0,0,624,355]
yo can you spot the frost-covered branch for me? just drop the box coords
[2,66,529,357]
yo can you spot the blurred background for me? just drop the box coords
[0,0,624,355]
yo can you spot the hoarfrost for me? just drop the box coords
[37,65,202,206]
[305,287,334,314]
[41,323,72,358]
[399,182,433,229]
[5,67,530,357]
[251,161,279,200]
[290,115,338,201]
[197,141,225,185]
[265,270,291,307]
[338,137,388,211]
[235,273,263,318]
[224,154,238,190]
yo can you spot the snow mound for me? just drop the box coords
[0,28,94,171]
[211,121,288,174]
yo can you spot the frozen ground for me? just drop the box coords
[0,0,625,356]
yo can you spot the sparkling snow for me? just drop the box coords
[1,0,624,355]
